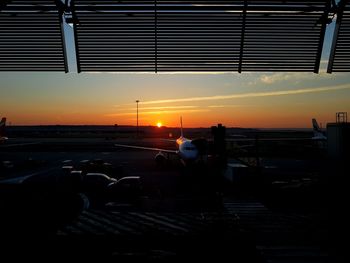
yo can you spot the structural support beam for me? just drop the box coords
[155,0,157,73]
[71,0,81,73]
[59,13,69,73]
[327,0,347,73]
[314,1,332,73]
[238,0,247,73]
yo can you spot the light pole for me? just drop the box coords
[136,100,139,138]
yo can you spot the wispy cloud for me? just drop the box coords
[135,84,350,105]
[113,105,198,111]
[259,72,334,84]
[106,109,209,117]
[208,105,251,108]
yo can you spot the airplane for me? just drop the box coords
[226,118,327,143]
[0,117,41,148]
[115,117,201,165]
[312,118,327,141]
[0,117,8,143]
[115,118,327,165]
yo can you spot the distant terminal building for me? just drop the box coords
[327,112,350,160]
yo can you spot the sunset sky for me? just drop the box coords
[1,20,350,128]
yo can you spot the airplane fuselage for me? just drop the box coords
[312,135,327,141]
[176,136,199,161]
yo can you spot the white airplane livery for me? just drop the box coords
[175,117,199,161]
[312,118,327,141]
[115,117,200,164]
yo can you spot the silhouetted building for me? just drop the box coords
[327,112,350,161]
[211,124,227,168]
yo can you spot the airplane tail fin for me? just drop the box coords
[180,116,183,137]
[312,118,320,132]
[312,118,325,138]
[0,117,6,137]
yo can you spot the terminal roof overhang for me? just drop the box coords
[0,0,349,73]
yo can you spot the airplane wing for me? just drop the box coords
[115,144,177,154]
[0,142,40,147]
[160,138,177,143]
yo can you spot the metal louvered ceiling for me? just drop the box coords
[72,0,330,73]
[328,0,350,72]
[2,0,350,73]
[0,0,67,72]
[73,0,156,72]
[156,1,243,72]
[241,0,329,72]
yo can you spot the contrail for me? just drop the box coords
[106,109,209,117]
[138,84,350,105]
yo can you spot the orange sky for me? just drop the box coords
[1,72,350,128]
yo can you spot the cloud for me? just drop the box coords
[106,109,209,117]
[135,84,350,105]
[208,105,251,108]
[259,72,334,84]
[113,105,198,111]
[260,75,276,84]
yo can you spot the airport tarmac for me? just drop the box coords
[1,138,323,203]
[0,137,335,262]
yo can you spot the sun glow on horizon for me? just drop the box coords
[2,69,350,128]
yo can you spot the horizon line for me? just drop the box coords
[5,124,314,130]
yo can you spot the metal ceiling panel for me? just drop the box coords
[156,1,244,72]
[328,0,350,72]
[73,0,156,72]
[240,0,329,72]
[0,0,67,72]
[73,0,330,73]
[0,1,336,73]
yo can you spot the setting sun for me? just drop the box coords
[157,122,162,128]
